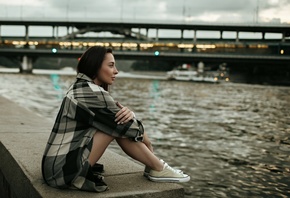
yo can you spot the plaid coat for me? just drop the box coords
[42,73,144,192]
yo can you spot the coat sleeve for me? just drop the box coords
[72,82,144,139]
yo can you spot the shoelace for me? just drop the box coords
[164,163,183,174]
[162,160,184,173]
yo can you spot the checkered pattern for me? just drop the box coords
[42,73,144,192]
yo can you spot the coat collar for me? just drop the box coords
[76,73,93,82]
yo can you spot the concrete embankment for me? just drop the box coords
[0,96,184,198]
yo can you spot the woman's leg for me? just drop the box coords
[116,138,163,171]
[88,131,115,166]
[88,131,163,171]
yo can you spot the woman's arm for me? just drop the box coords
[74,82,143,139]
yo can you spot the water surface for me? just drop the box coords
[1,73,289,197]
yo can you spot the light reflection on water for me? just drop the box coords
[1,73,290,198]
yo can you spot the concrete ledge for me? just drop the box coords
[0,96,184,198]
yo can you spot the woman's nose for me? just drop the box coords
[114,67,119,74]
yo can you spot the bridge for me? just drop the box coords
[0,19,290,73]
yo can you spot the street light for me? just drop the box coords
[52,48,58,53]
[154,51,160,56]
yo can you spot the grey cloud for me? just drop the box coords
[0,0,289,23]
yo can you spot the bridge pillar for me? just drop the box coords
[52,26,58,40]
[25,25,29,42]
[181,29,184,41]
[20,56,33,73]
[67,26,71,37]
[220,31,223,39]
[52,26,60,40]
[236,31,239,42]
[262,32,265,40]
[137,28,141,40]
[282,32,286,42]
[156,28,159,41]
[54,26,59,39]
[193,30,197,43]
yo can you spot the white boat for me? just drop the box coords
[166,63,229,83]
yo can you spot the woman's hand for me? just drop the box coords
[115,102,135,124]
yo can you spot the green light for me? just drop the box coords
[52,48,57,53]
[154,51,160,56]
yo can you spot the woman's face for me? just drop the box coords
[94,53,118,85]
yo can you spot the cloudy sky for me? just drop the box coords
[0,0,290,24]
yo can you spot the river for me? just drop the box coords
[0,72,289,198]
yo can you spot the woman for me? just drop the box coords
[41,46,190,192]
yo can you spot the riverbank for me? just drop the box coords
[0,96,184,198]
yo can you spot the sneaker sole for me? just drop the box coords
[148,175,190,183]
[144,170,183,178]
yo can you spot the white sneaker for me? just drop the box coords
[143,159,183,178]
[148,162,190,183]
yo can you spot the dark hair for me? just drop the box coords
[77,46,113,91]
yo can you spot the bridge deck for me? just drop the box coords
[1,19,290,34]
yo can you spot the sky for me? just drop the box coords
[0,0,289,39]
[0,0,290,24]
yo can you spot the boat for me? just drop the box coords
[166,62,229,83]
